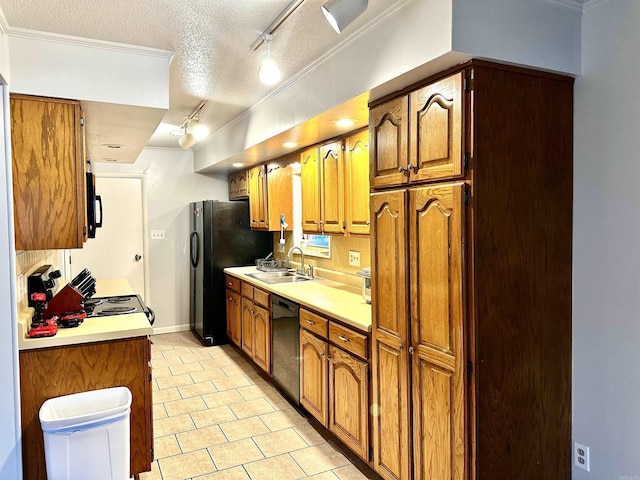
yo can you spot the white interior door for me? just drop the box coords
[69,174,147,299]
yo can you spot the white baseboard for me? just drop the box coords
[151,324,191,335]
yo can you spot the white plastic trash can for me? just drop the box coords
[39,386,132,480]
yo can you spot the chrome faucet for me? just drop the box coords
[287,246,312,277]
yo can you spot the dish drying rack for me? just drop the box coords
[255,258,292,272]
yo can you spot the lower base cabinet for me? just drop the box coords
[237,280,271,374]
[19,336,153,480]
[299,308,370,462]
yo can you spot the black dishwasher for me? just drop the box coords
[271,294,300,405]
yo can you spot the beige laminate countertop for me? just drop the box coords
[18,278,153,351]
[224,266,372,332]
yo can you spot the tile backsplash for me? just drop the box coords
[15,250,63,310]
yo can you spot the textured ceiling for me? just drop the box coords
[0,0,397,148]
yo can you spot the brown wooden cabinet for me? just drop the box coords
[10,94,87,250]
[225,275,242,347]
[301,131,370,236]
[369,61,573,480]
[248,163,293,231]
[344,129,370,235]
[299,308,370,462]
[300,327,328,424]
[300,147,322,233]
[19,336,153,479]
[370,72,464,188]
[319,141,345,234]
[228,170,248,200]
[240,282,271,374]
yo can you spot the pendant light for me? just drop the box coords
[321,0,368,33]
[258,34,281,85]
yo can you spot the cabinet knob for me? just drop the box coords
[399,344,404,351]
[409,346,415,355]
[397,166,405,173]
[408,162,418,173]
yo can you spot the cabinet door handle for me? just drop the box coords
[228,296,232,301]
[306,320,316,326]
[409,346,415,355]
[398,344,404,351]
[408,162,418,173]
[397,166,405,173]
[320,351,324,357]
[337,335,350,343]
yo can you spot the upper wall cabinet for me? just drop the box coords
[11,94,87,250]
[370,72,465,188]
[344,129,370,235]
[300,130,370,236]
[248,163,293,231]
[228,170,249,200]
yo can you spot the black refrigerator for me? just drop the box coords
[190,200,272,345]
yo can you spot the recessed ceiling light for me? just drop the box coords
[335,118,355,128]
[283,141,297,148]
[232,163,244,168]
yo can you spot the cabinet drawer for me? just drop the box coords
[225,275,241,293]
[300,309,328,339]
[253,287,270,309]
[242,282,254,299]
[329,322,368,359]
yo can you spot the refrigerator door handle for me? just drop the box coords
[190,231,200,268]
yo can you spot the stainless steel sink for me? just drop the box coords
[245,271,313,284]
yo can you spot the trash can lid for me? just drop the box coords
[39,386,132,432]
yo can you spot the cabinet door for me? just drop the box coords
[328,345,369,461]
[11,95,86,250]
[253,304,271,373]
[237,171,248,197]
[369,96,409,188]
[241,297,255,357]
[226,289,242,347]
[249,165,267,229]
[266,164,293,232]
[409,183,466,480]
[320,141,345,234]
[344,129,370,235]
[301,147,322,233]
[300,329,329,425]
[409,72,464,183]
[370,190,411,480]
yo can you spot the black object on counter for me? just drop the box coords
[27,265,61,308]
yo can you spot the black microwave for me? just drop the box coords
[86,172,102,238]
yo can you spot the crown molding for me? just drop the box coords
[0,9,9,37]
[582,0,610,11]
[7,27,173,60]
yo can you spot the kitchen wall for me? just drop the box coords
[273,232,370,286]
[573,1,640,478]
[93,147,227,332]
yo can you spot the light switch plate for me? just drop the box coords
[349,250,360,267]
[151,230,165,240]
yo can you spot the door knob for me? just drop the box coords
[135,254,142,262]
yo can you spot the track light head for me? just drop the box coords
[321,0,368,34]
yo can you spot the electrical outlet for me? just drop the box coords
[151,230,165,240]
[574,442,590,472]
[349,250,360,267]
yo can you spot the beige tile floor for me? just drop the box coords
[140,331,370,480]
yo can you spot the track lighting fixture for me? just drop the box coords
[258,34,281,85]
[179,101,207,150]
[321,0,368,34]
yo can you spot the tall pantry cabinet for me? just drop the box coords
[368,60,573,480]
